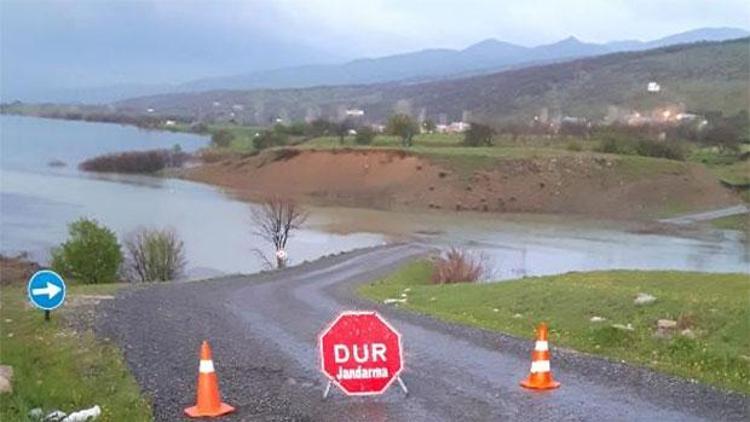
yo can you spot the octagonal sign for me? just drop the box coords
[319,311,403,395]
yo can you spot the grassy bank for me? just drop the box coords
[359,261,750,393]
[0,283,151,421]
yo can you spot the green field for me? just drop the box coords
[0,283,151,421]
[360,261,750,393]
[273,132,683,175]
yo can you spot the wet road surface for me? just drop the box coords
[659,204,750,224]
[99,244,749,421]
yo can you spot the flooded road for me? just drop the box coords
[311,207,749,279]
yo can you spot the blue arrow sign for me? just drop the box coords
[27,270,66,311]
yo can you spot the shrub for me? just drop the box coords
[635,139,686,160]
[431,248,485,284]
[211,129,234,148]
[253,130,288,150]
[52,218,123,284]
[191,122,210,133]
[79,149,187,173]
[596,135,635,155]
[596,134,685,160]
[463,123,495,147]
[124,227,186,282]
[355,127,376,145]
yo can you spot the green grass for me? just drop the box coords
[0,283,151,421]
[360,261,750,393]
[689,147,750,188]
[709,214,750,232]
[709,161,750,186]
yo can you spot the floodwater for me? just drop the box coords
[0,115,384,278]
[1,115,747,279]
[311,207,749,279]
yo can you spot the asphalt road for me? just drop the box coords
[659,204,750,224]
[98,244,749,421]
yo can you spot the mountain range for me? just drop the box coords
[182,27,749,93]
[114,37,750,124]
[33,27,750,104]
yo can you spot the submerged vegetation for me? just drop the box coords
[79,148,188,174]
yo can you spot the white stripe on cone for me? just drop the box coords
[530,360,551,373]
[534,340,549,352]
[199,360,215,373]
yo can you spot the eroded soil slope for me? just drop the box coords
[182,148,739,219]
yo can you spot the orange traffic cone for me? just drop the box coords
[184,341,235,418]
[520,323,560,390]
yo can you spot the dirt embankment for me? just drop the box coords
[181,148,740,220]
[0,254,40,285]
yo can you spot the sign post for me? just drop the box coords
[27,270,66,319]
[319,311,407,398]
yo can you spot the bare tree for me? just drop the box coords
[250,197,308,268]
[124,227,186,282]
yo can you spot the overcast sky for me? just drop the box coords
[2,0,749,96]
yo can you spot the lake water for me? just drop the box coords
[1,115,747,279]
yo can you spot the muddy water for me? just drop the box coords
[0,116,384,278]
[2,115,747,279]
[308,206,749,280]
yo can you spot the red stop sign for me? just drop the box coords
[319,311,403,395]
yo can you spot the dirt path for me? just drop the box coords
[98,245,749,421]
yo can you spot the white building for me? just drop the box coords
[436,121,470,133]
[676,113,699,121]
[345,109,365,117]
[647,82,661,93]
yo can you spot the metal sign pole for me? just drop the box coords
[397,376,409,396]
[322,381,332,400]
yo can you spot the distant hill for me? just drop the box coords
[114,38,750,124]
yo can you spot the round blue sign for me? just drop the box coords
[27,270,66,311]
